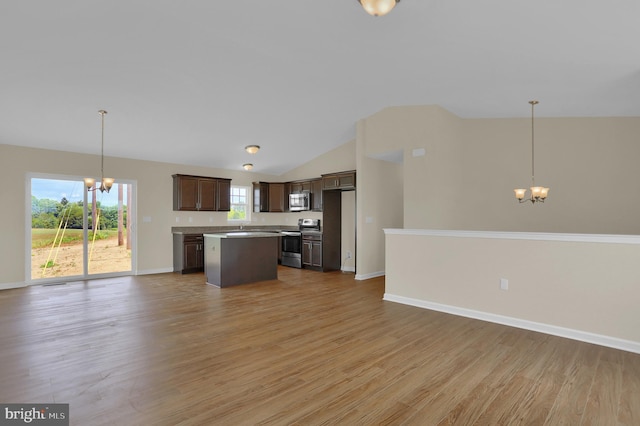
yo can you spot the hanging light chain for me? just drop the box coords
[99,110,107,185]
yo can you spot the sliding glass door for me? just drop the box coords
[29,174,134,282]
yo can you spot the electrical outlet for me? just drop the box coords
[500,278,508,291]
[346,251,352,259]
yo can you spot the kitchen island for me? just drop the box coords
[203,232,280,287]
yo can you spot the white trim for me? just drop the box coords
[0,282,27,291]
[355,270,385,280]
[341,266,356,273]
[137,267,173,275]
[383,228,640,245]
[383,293,640,355]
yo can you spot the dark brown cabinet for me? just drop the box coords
[289,181,302,194]
[216,179,231,211]
[310,178,323,211]
[269,183,286,212]
[173,174,231,211]
[253,182,269,212]
[288,179,322,211]
[302,233,322,269]
[322,171,356,191]
[197,178,217,210]
[290,180,312,194]
[253,182,285,212]
[173,234,204,273]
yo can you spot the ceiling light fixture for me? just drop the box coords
[358,0,400,16]
[242,163,253,171]
[245,145,260,154]
[84,110,114,193]
[514,100,549,204]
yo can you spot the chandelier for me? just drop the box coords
[84,110,114,193]
[514,100,549,204]
[358,0,400,16]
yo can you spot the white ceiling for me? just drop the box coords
[2,1,639,175]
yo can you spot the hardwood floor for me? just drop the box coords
[1,267,639,425]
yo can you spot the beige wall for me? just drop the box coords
[385,230,640,352]
[355,119,404,278]
[361,105,464,229]
[456,117,640,233]
[354,106,640,279]
[358,104,640,351]
[1,141,356,287]
[360,106,640,235]
[280,140,356,182]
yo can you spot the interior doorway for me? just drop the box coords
[28,174,135,283]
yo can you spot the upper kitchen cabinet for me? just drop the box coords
[310,178,323,211]
[253,182,268,212]
[216,179,231,211]
[321,171,356,191]
[253,182,286,212]
[289,180,312,195]
[172,174,231,211]
[269,183,286,212]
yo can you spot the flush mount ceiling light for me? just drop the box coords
[514,101,550,204]
[358,0,400,16]
[242,163,253,171]
[84,110,114,193]
[245,145,260,154]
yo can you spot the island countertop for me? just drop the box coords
[172,225,297,235]
[203,231,282,239]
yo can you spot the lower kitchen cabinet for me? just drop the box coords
[173,234,204,273]
[302,233,322,270]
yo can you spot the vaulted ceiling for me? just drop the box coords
[2,1,639,175]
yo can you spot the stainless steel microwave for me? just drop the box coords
[289,192,311,211]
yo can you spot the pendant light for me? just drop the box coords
[514,101,549,203]
[357,0,400,17]
[84,110,114,193]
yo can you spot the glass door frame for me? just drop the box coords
[25,172,137,285]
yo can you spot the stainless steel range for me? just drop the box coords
[281,218,321,268]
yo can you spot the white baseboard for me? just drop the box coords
[355,270,385,281]
[137,267,174,275]
[0,282,27,291]
[341,266,356,273]
[383,293,640,355]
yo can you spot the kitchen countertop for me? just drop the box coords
[204,232,281,239]
[172,225,297,235]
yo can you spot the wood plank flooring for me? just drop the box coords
[1,267,639,425]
